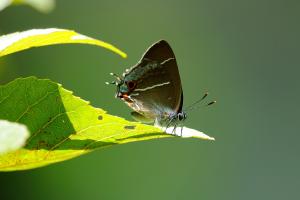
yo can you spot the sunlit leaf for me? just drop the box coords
[0,120,30,154]
[0,0,55,13]
[161,126,215,140]
[0,77,213,171]
[0,28,127,58]
[12,0,55,13]
[0,0,11,11]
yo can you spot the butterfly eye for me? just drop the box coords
[126,81,136,90]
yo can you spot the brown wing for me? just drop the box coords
[124,40,183,120]
[142,40,176,63]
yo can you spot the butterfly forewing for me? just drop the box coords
[142,40,176,63]
[123,40,183,120]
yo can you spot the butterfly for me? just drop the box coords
[106,40,215,134]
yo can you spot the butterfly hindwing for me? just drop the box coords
[130,111,155,123]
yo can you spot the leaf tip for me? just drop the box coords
[155,125,215,141]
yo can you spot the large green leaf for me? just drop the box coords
[0,77,214,171]
[0,28,127,58]
[0,77,170,171]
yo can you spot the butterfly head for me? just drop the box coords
[106,72,137,102]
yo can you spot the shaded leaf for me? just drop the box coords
[0,120,30,154]
[0,28,127,58]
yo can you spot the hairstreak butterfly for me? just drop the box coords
[106,40,215,135]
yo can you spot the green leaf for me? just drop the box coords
[0,0,55,13]
[0,120,30,155]
[0,28,127,58]
[0,77,214,171]
[0,77,170,171]
[11,0,55,13]
[0,0,10,11]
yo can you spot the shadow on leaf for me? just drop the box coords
[0,77,167,171]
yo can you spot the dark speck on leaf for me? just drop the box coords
[98,115,103,120]
[39,141,46,145]
[124,125,136,130]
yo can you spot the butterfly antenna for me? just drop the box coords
[207,100,216,106]
[184,92,216,112]
[105,72,122,85]
[191,99,217,111]
[110,72,122,82]
[105,81,117,85]
[184,91,209,111]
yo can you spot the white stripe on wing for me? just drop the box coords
[135,82,170,92]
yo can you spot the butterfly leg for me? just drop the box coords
[180,125,184,137]
[171,123,178,135]
[165,118,177,135]
[165,119,173,131]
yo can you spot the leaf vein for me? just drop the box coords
[26,111,76,143]
[44,122,120,159]
[16,90,57,122]
[0,84,18,105]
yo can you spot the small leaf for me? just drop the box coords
[0,28,127,58]
[0,0,11,11]
[0,120,30,154]
[12,0,55,13]
[0,0,55,12]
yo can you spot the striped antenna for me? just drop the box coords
[184,91,216,112]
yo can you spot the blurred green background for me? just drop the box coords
[0,0,299,199]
